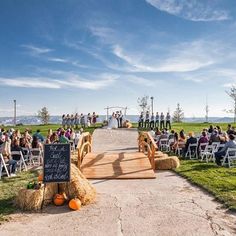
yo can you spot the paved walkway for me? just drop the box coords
[0,129,236,236]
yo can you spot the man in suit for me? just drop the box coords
[155,112,159,128]
[145,111,150,128]
[166,112,171,129]
[119,111,123,128]
[160,112,165,130]
[138,112,144,128]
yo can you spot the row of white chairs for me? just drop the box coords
[0,148,43,179]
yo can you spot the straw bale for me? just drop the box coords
[59,164,96,205]
[16,183,57,211]
[154,151,168,159]
[155,156,180,170]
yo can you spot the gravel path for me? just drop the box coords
[0,128,235,236]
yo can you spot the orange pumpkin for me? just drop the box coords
[38,174,43,182]
[53,194,65,206]
[69,198,81,211]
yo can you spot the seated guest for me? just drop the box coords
[32,136,43,150]
[11,139,24,161]
[24,129,32,143]
[209,130,221,144]
[208,125,214,134]
[168,130,175,140]
[155,128,161,136]
[50,132,59,143]
[216,126,222,135]
[198,131,209,151]
[215,134,236,166]
[220,132,228,144]
[183,132,197,158]
[59,130,70,144]
[226,124,233,135]
[33,129,44,142]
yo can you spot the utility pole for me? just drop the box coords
[13,99,16,126]
[150,96,154,114]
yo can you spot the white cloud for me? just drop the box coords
[0,74,117,90]
[146,0,230,21]
[112,41,215,73]
[125,75,153,87]
[47,57,68,63]
[21,44,53,55]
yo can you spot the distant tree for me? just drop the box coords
[137,95,150,113]
[38,107,50,125]
[172,103,184,123]
[225,85,236,123]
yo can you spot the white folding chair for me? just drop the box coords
[11,151,28,172]
[200,144,214,162]
[175,141,185,156]
[185,143,198,159]
[29,148,43,166]
[159,138,169,151]
[222,148,236,168]
[0,153,10,179]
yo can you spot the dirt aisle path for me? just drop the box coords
[0,129,235,236]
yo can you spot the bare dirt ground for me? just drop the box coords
[0,129,235,236]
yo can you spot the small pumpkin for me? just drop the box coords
[38,174,43,182]
[69,198,81,211]
[54,193,65,206]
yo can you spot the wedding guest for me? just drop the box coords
[209,130,221,144]
[23,129,32,143]
[74,113,79,129]
[166,112,171,129]
[160,112,165,130]
[59,130,70,144]
[11,139,24,161]
[66,114,70,129]
[80,113,85,128]
[183,132,197,158]
[33,129,44,142]
[62,114,66,129]
[198,131,209,152]
[208,125,214,134]
[148,128,155,138]
[119,111,123,128]
[155,127,161,136]
[155,112,159,128]
[32,136,43,150]
[92,112,97,127]
[50,132,59,143]
[215,134,236,166]
[138,112,144,128]
[65,129,71,140]
[150,113,155,129]
[220,132,228,144]
[70,114,75,128]
[145,111,150,128]
[87,113,92,127]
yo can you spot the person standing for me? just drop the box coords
[66,114,70,129]
[150,113,155,129]
[166,112,171,130]
[80,113,85,128]
[138,112,144,128]
[87,113,92,127]
[160,112,165,130]
[119,110,123,128]
[92,112,97,127]
[155,112,159,128]
[74,113,79,130]
[145,111,150,128]
[70,114,75,129]
[62,114,66,129]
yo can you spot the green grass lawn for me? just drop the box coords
[0,170,38,222]
[137,122,236,134]
[2,123,102,137]
[174,160,236,211]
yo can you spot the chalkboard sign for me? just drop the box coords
[43,144,71,183]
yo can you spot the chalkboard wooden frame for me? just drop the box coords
[43,143,71,183]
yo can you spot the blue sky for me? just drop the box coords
[1,0,236,117]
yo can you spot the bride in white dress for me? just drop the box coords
[107,112,118,129]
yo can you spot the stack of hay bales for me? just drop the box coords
[154,151,180,170]
[59,164,96,205]
[16,183,57,211]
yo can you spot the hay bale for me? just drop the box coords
[59,164,96,205]
[155,156,180,170]
[154,151,168,159]
[16,183,57,211]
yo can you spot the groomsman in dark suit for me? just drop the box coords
[166,112,171,129]
[150,113,155,128]
[138,112,144,128]
[119,111,123,128]
[155,112,159,128]
[145,111,150,128]
[160,112,165,130]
